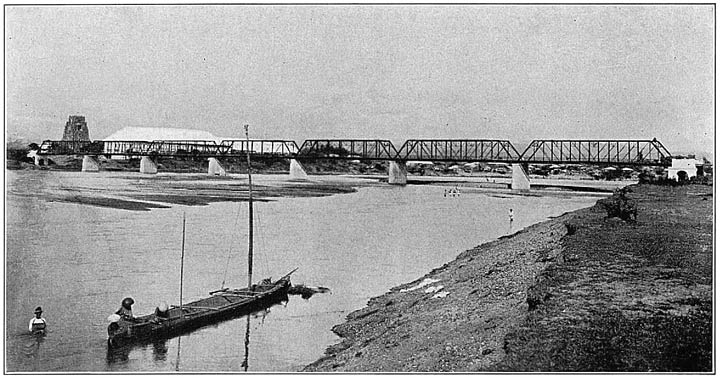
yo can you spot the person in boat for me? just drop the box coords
[107,314,122,337]
[154,302,169,318]
[28,306,46,334]
[115,297,136,321]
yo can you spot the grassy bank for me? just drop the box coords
[304,184,712,372]
[497,184,712,372]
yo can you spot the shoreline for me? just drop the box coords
[304,202,578,371]
[303,183,712,372]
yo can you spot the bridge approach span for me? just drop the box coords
[38,139,300,158]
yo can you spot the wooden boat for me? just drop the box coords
[107,272,293,347]
[107,125,295,347]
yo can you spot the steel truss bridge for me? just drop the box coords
[38,138,673,166]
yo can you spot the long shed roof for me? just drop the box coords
[103,127,224,143]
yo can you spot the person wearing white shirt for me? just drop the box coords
[28,307,46,334]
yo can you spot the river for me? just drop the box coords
[5,170,606,372]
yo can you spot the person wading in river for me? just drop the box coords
[509,208,514,233]
[28,307,46,334]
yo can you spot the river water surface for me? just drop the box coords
[6,170,604,372]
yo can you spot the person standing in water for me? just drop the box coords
[509,208,514,230]
[28,307,46,334]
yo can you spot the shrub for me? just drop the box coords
[599,188,637,221]
[689,175,710,185]
[564,222,578,236]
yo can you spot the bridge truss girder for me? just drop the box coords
[395,139,521,162]
[519,139,672,166]
[219,140,300,156]
[104,140,234,156]
[39,140,233,156]
[297,139,398,160]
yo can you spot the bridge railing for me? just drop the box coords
[297,139,398,160]
[395,139,521,162]
[519,139,672,165]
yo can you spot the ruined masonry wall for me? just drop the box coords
[62,115,90,141]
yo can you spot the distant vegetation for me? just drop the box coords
[6,139,35,168]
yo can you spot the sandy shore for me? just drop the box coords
[304,183,712,372]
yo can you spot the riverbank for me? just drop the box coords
[304,183,713,372]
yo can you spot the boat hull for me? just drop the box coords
[107,276,291,347]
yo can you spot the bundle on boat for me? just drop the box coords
[288,284,332,299]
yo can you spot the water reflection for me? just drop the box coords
[241,315,250,372]
[105,338,171,366]
[105,342,130,365]
[153,340,169,361]
[22,333,45,371]
[241,308,274,371]
[175,337,181,371]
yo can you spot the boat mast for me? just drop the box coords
[244,124,254,288]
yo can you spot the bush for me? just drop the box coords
[599,188,637,221]
[688,175,710,185]
[643,174,710,186]
[564,222,578,236]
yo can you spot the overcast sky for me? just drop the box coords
[5,5,715,156]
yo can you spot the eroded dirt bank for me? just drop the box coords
[304,184,712,372]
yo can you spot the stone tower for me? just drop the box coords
[62,115,90,141]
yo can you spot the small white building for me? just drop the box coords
[667,158,704,181]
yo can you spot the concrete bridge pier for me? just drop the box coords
[140,156,158,174]
[81,155,100,172]
[289,159,308,180]
[34,156,49,166]
[511,163,530,191]
[207,157,227,176]
[388,161,407,185]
